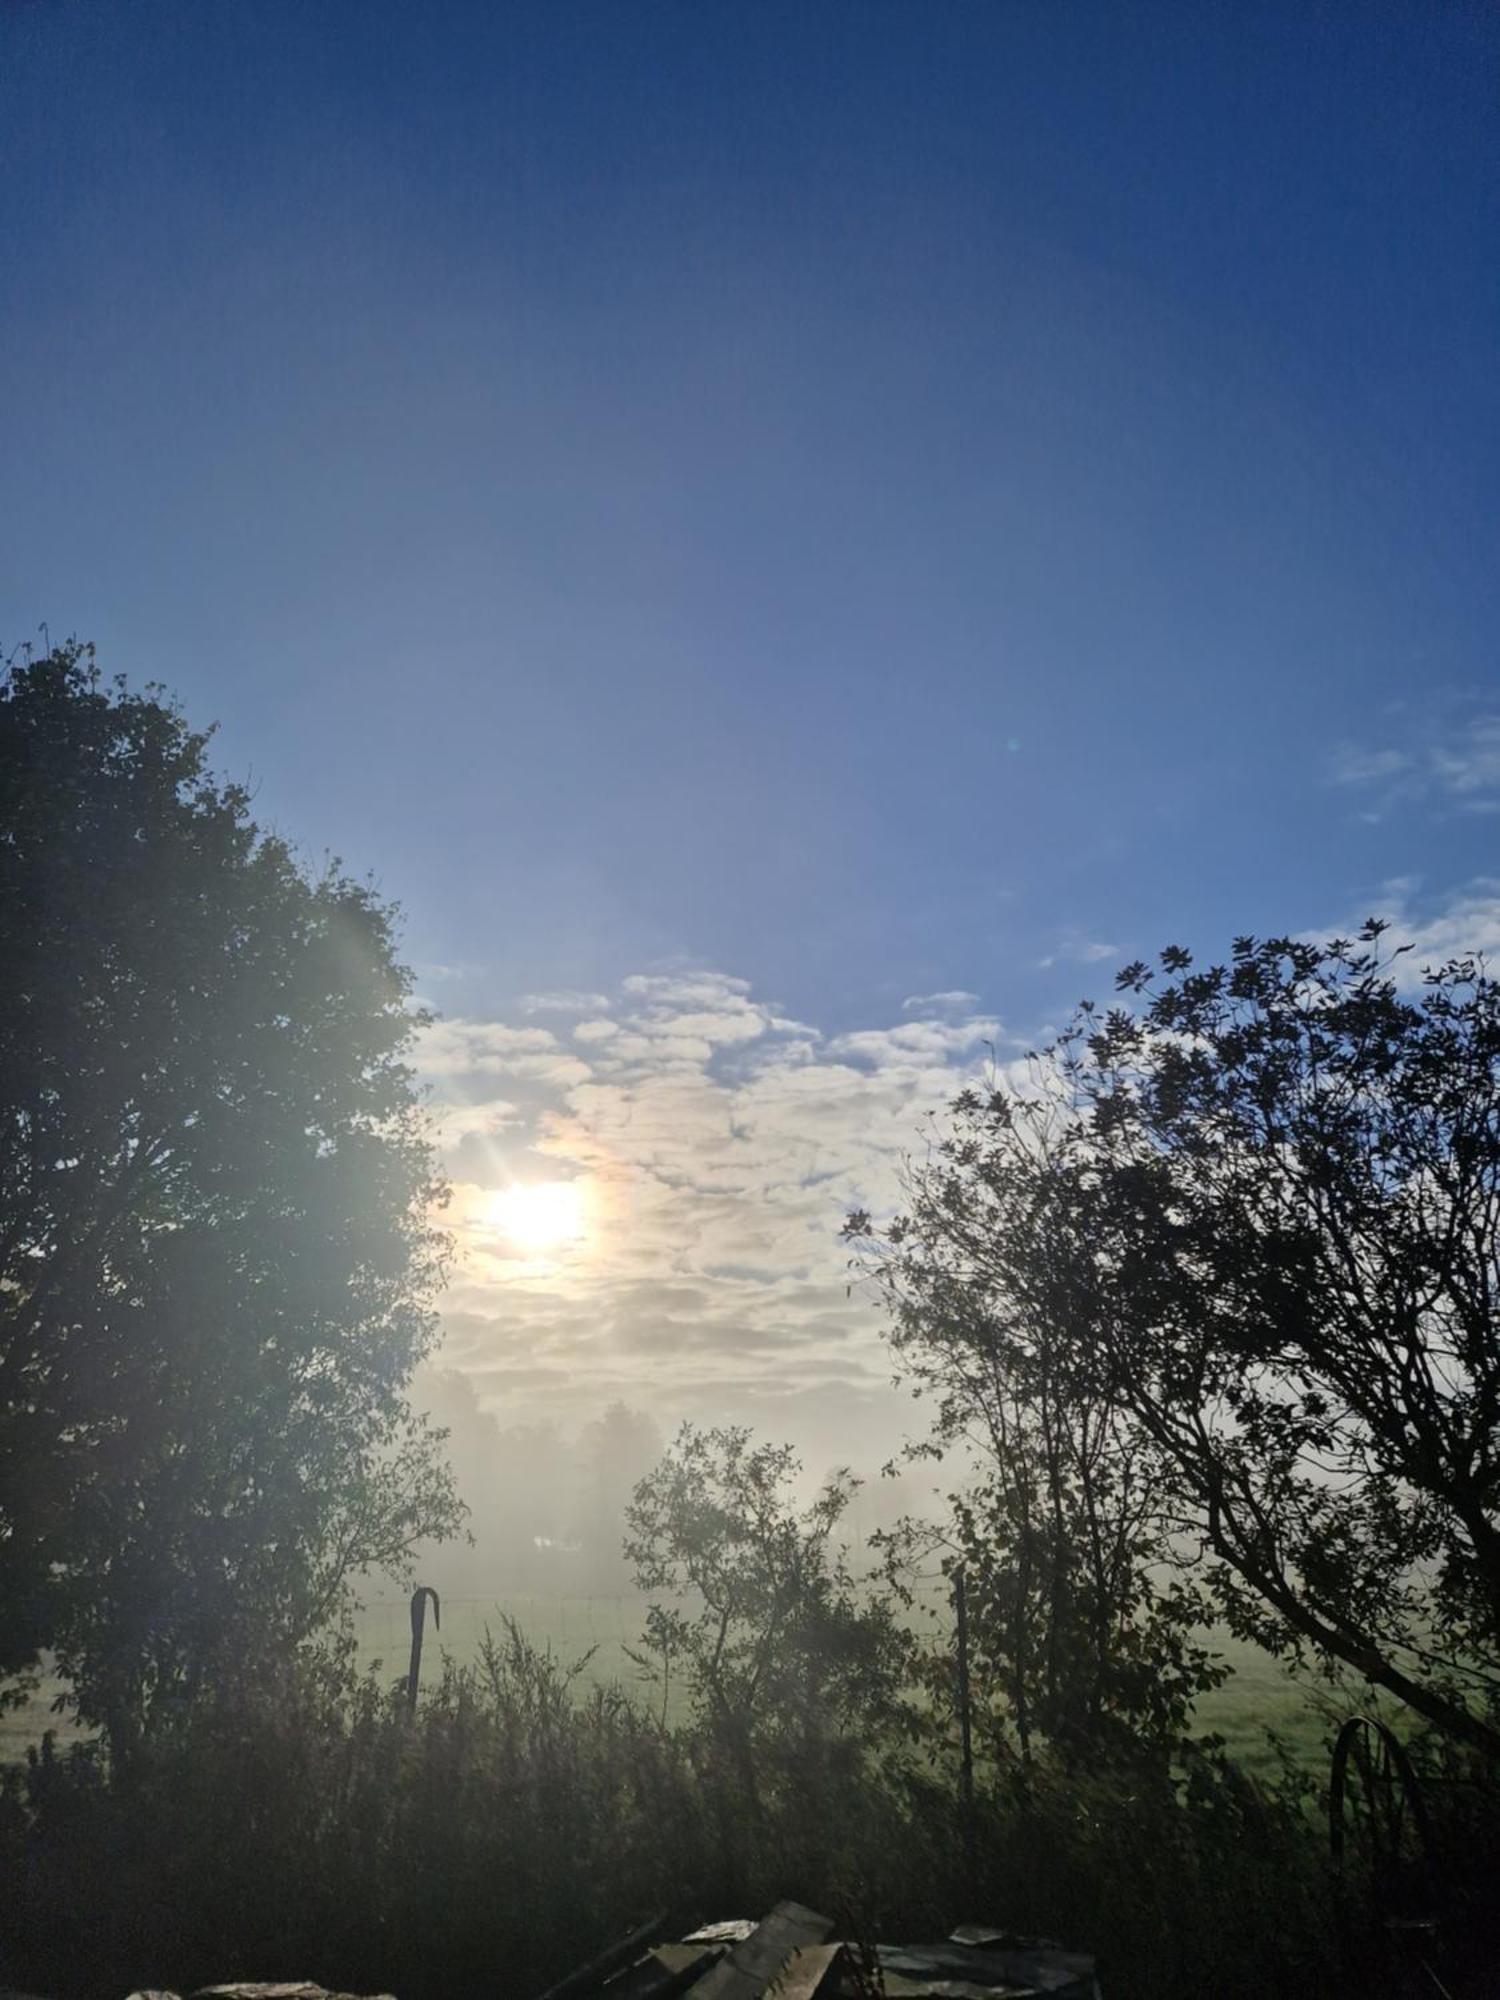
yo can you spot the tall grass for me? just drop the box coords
[0,1618,1361,2000]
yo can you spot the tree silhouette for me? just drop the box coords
[858,927,1500,1757]
[0,644,460,1748]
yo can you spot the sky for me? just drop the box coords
[3,1,1497,1470]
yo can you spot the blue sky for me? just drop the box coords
[4,2,1497,1450]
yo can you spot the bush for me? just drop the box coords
[0,1632,1364,2000]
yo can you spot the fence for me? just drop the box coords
[360,1570,958,1662]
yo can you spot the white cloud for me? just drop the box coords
[901,989,980,1014]
[1035,937,1119,971]
[1431,716,1500,806]
[519,989,611,1015]
[1353,878,1500,984]
[573,1018,620,1044]
[1296,877,1500,1003]
[430,1099,523,1150]
[1329,744,1411,788]
[415,1020,561,1075]
[1329,709,1500,818]
[420,971,1011,1461]
[829,1017,1005,1065]
[621,971,753,1006]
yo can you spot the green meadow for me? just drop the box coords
[352,1593,1341,1778]
[2,1592,1337,1779]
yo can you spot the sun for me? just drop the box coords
[487,1179,587,1254]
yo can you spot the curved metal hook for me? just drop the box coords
[406,1585,441,1717]
[1329,1713,1430,1876]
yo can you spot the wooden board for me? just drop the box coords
[536,1914,672,2000]
[762,1945,844,1999]
[685,1902,834,2000]
[598,1944,722,1999]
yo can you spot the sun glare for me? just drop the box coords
[488,1179,587,1255]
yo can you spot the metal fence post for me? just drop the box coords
[954,1567,976,1901]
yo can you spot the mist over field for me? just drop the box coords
[394,1368,933,1628]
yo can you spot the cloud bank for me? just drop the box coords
[420,972,1013,1458]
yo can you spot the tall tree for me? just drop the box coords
[860,926,1500,1758]
[0,644,461,1747]
[847,1105,1222,1765]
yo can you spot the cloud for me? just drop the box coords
[413,960,475,984]
[1328,745,1411,788]
[1329,708,1500,819]
[415,1019,593,1090]
[416,1020,560,1073]
[419,882,1500,1462]
[1432,717,1500,805]
[622,971,753,1005]
[1293,876,1500,1008]
[573,1018,620,1044]
[1035,937,1119,971]
[418,973,1010,1460]
[519,989,611,1015]
[901,989,980,1014]
[829,1018,1006,1065]
[1352,878,1500,983]
[430,1098,523,1153]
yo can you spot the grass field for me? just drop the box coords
[335,1591,1345,1776]
[1,1591,1338,1777]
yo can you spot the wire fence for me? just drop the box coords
[359,1572,958,1658]
[355,1591,665,1689]
[359,1581,1326,1779]
[355,1580,965,1722]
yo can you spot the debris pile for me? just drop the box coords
[540,1900,1101,1999]
[124,1988,392,2000]
[98,1906,1100,2000]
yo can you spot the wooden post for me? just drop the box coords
[406,1584,440,1718]
[954,1568,977,1902]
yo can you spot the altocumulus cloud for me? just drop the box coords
[416,971,1016,1456]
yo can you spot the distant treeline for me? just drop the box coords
[411,1378,665,1597]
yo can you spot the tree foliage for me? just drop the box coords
[624,1425,909,1773]
[847,1104,1223,1765]
[859,925,1500,1758]
[0,644,460,1745]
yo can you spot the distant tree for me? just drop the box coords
[409,1369,586,1595]
[571,1400,663,1592]
[858,927,1500,1759]
[0,644,461,1750]
[623,1425,909,1781]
